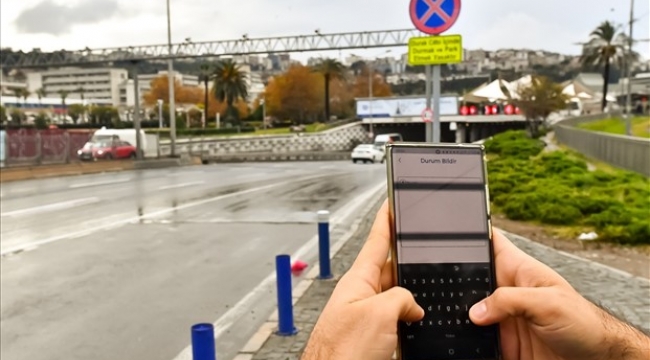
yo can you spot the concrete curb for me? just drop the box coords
[233,185,386,359]
[0,156,201,183]
[202,152,351,164]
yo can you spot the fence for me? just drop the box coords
[554,116,650,177]
[3,128,92,167]
[1,129,160,167]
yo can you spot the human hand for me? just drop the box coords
[470,229,650,360]
[302,200,424,360]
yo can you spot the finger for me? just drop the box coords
[380,258,395,291]
[469,286,568,328]
[492,228,571,288]
[351,200,392,273]
[366,286,424,323]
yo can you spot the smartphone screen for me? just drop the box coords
[388,144,500,360]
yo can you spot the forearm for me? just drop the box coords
[597,305,650,360]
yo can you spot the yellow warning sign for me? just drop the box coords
[408,34,463,66]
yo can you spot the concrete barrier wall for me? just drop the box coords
[554,116,650,177]
[159,122,368,157]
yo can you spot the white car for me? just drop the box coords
[351,144,385,164]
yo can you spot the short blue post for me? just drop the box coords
[276,254,297,336]
[317,210,332,279]
[191,323,216,360]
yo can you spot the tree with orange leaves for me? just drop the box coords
[352,69,392,98]
[265,64,324,124]
[143,75,204,107]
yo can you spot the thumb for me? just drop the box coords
[367,287,424,322]
[470,287,565,327]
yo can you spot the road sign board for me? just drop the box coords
[409,0,462,35]
[421,108,433,122]
[408,34,463,66]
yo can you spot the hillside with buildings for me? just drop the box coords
[1,46,648,118]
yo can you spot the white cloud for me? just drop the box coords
[1,0,647,60]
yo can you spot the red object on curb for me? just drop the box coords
[291,260,309,277]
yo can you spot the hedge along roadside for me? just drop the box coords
[484,130,650,245]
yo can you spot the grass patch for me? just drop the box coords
[577,116,650,138]
[486,130,650,245]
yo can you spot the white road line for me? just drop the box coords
[170,180,387,360]
[69,178,132,189]
[0,197,100,218]
[0,173,337,257]
[158,181,205,191]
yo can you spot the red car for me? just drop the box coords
[77,140,137,161]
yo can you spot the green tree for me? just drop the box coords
[580,21,633,111]
[34,112,50,129]
[212,59,248,125]
[312,58,345,122]
[9,109,25,125]
[513,76,569,137]
[0,105,7,123]
[12,88,23,107]
[75,87,87,122]
[89,106,119,125]
[68,104,86,124]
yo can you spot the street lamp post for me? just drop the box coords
[624,0,635,135]
[366,49,391,141]
[166,0,177,157]
[157,99,163,128]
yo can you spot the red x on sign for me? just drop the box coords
[409,0,461,35]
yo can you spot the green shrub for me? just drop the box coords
[487,129,650,245]
[538,203,582,225]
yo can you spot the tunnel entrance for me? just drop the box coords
[363,121,529,144]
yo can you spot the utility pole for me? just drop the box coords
[624,0,635,136]
[368,62,374,139]
[166,0,177,157]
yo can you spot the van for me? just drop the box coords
[374,133,403,147]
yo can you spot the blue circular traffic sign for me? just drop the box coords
[409,0,461,35]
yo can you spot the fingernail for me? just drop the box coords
[470,301,487,320]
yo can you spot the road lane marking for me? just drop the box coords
[0,173,342,257]
[0,197,100,218]
[158,181,205,191]
[170,180,387,360]
[69,178,132,189]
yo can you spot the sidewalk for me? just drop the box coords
[235,203,650,360]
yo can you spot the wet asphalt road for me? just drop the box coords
[0,161,387,360]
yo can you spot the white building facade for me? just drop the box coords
[26,67,128,106]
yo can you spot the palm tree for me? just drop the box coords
[20,89,30,108]
[58,90,69,121]
[580,21,630,112]
[35,88,47,105]
[75,87,86,122]
[12,88,23,107]
[198,63,214,127]
[212,59,248,124]
[313,58,345,122]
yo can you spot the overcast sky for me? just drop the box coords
[1,0,648,63]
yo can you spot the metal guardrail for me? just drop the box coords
[553,115,650,177]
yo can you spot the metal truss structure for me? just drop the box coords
[1,29,421,69]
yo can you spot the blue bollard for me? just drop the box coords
[191,323,216,360]
[317,210,332,279]
[276,254,297,336]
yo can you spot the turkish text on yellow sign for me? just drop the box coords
[408,35,463,66]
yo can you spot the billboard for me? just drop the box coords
[356,96,459,118]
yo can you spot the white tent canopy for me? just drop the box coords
[470,79,513,101]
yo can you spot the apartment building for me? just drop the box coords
[26,67,128,106]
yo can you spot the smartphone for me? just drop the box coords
[386,143,500,360]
